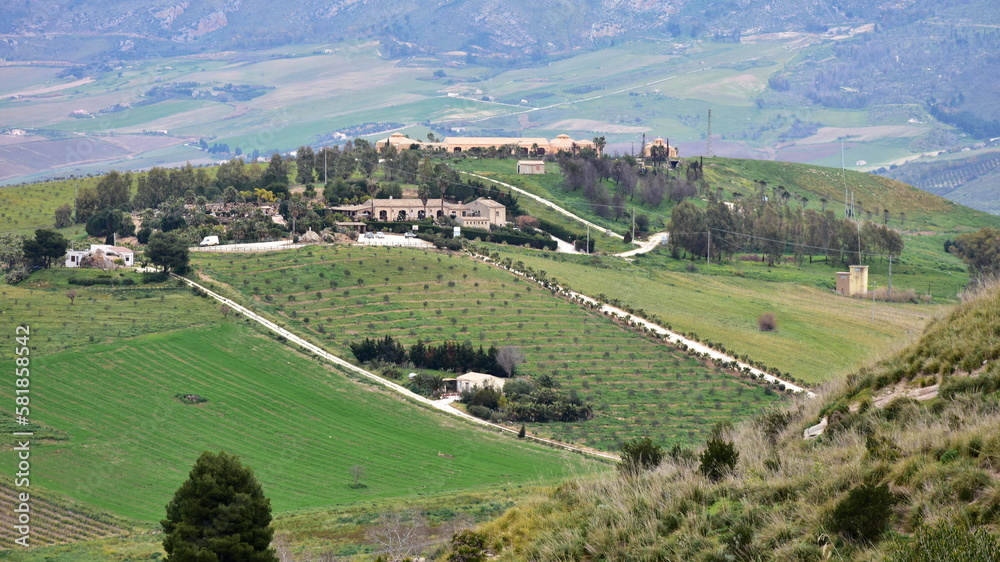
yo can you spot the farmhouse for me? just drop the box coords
[329,197,506,228]
[517,160,546,174]
[65,245,135,268]
[641,137,679,161]
[377,132,597,156]
[456,372,507,393]
[835,265,869,296]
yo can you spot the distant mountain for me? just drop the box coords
[0,0,930,63]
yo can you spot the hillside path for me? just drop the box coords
[458,171,671,257]
[458,171,625,240]
[171,273,620,462]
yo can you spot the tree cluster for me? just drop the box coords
[948,227,1000,279]
[461,376,593,423]
[350,336,504,376]
[668,196,904,266]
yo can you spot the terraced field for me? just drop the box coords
[0,482,129,548]
[193,245,785,450]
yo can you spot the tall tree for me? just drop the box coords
[161,451,277,562]
[296,146,315,185]
[496,345,526,377]
[95,170,133,210]
[54,204,73,228]
[145,231,190,273]
[668,201,706,259]
[22,229,68,269]
[262,153,289,192]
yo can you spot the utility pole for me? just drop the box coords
[871,282,876,322]
[586,224,590,255]
[631,207,636,241]
[706,109,713,158]
[706,230,711,262]
[888,254,893,298]
[324,148,328,184]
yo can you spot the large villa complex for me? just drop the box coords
[329,197,507,229]
[377,132,597,155]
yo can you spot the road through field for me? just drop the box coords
[171,273,620,462]
[458,170,668,257]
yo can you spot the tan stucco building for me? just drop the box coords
[377,133,596,156]
[641,137,679,160]
[329,197,506,229]
[517,160,546,174]
[835,265,869,296]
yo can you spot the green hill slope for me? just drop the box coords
[452,282,1000,560]
[0,273,597,524]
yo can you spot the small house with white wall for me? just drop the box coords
[456,372,507,393]
[517,160,545,174]
[65,245,134,268]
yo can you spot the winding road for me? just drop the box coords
[458,170,670,257]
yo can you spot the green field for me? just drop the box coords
[488,246,947,385]
[0,271,597,524]
[192,245,785,451]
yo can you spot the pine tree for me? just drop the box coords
[161,451,277,562]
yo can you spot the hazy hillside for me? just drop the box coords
[0,0,952,64]
[450,281,1000,560]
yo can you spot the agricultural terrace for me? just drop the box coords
[192,246,785,450]
[0,270,596,523]
[490,246,946,386]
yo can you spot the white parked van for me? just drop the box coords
[200,236,220,246]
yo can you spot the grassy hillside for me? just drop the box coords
[491,247,944,386]
[191,246,785,451]
[0,270,597,524]
[702,157,995,232]
[450,283,1000,561]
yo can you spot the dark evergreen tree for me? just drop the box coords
[161,451,277,562]
[22,229,68,269]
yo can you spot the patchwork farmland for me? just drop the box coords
[193,245,785,450]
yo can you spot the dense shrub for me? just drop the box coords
[888,524,1000,561]
[618,437,664,475]
[467,405,493,420]
[829,482,896,543]
[68,275,136,286]
[449,529,489,562]
[699,435,739,482]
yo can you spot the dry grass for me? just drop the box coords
[451,287,1000,560]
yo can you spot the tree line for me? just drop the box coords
[462,376,593,424]
[667,196,904,266]
[349,336,506,377]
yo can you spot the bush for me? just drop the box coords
[68,275,136,287]
[699,435,739,482]
[141,271,169,284]
[618,437,664,475]
[449,529,488,562]
[887,523,1000,561]
[467,405,493,420]
[757,312,777,332]
[829,481,896,543]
